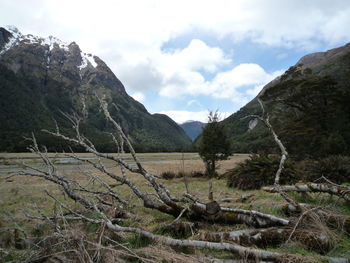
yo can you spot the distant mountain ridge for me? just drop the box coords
[0,26,192,152]
[180,121,206,141]
[220,42,350,157]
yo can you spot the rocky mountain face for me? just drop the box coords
[221,42,350,158]
[0,26,192,152]
[180,121,206,141]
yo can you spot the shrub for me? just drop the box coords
[160,171,177,180]
[298,155,350,184]
[225,153,299,190]
[190,171,205,177]
[161,171,205,180]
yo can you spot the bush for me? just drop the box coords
[160,171,205,180]
[160,171,177,180]
[298,155,350,184]
[225,153,299,190]
[190,171,205,177]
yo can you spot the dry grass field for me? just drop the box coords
[0,153,250,218]
[1,153,350,262]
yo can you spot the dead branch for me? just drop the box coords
[197,224,335,254]
[105,220,348,263]
[286,206,322,243]
[106,220,284,261]
[184,193,289,227]
[242,99,301,211]
[32,98,290,228]
[262,183,350,202]
[16,97,350,262]
[102,236,157,263]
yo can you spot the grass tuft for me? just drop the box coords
[126,234,154,249]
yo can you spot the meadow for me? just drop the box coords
[1,153,350,262]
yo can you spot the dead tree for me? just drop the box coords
[22,98,287,228]
[242,99,301,211]
[16,97,350,263]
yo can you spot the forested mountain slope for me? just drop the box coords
[0,26,192,152]
[180,121,206,140]
[221,43,350,158]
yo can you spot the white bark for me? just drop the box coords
[105,221,285,261]
[262,183,350,202]
[106,221,349,263]
[242,99,300,210]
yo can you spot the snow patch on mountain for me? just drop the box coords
[86,53,97,67]
[0,26,70,57]
[1,26,102,73]
[43,36,69,51]
[0,26,22,56]
[24,34,69,51]
[0,35,17,56]
[78,52,97,70]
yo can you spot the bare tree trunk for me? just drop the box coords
[105,221,286,262]
[105,221,348,263]
[197,226,334,253]
[242,99,301,211]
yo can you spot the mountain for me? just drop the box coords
[220,42,350,158]
[0,26,192,152]
[180,121,206,141]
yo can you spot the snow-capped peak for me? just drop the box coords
[78,52,98,70]
[42,35,69,51]
[0,26,22,56]
[1,26,98,72]
[23,34,69,51]
[4,25,22,38]
[0,26,70,56]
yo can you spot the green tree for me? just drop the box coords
[198,112,232,177]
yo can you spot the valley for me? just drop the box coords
[1,3,350,261]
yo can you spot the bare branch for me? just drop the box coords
[263,183,350,202]
[242,98,301,210]
[105,220,349,263]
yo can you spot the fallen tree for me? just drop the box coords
[9,97,349,262]
[20,98,289,228]
[262,183,350,202]
[198,226,335,254]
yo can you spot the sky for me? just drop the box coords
[1,0,350,123]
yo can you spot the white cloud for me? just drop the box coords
[159,110,231,123]
[131,92,145,103]
[1,0,350,113]
[3,1,350,57]
[159,63,284,105]
[106,39,229,95]
[115,60,163,92]
[160,39,230,74]
[211,66,285,100]
[159,70,208,98]
[211,64,270,98]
